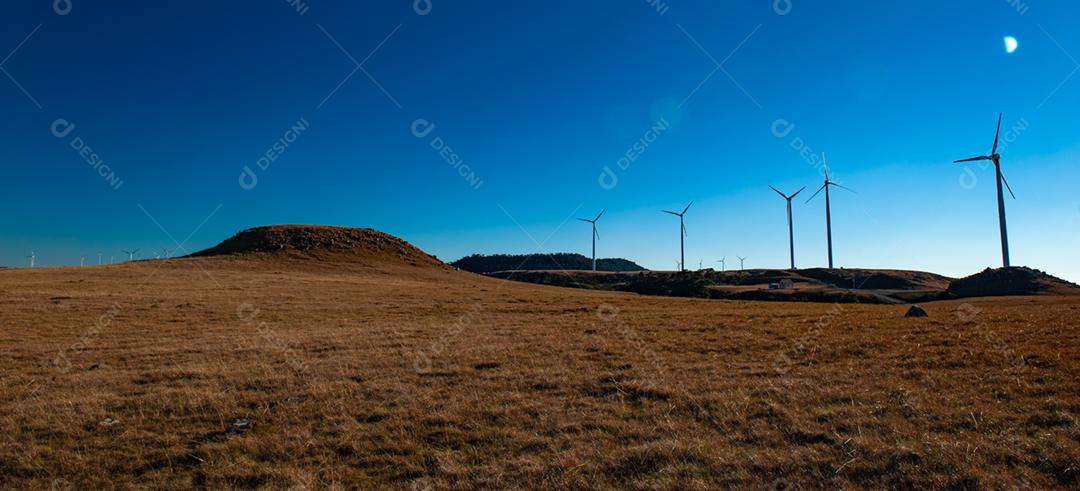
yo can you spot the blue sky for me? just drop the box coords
[2,1,1078,281]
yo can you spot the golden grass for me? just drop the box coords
[1,258,1078,489]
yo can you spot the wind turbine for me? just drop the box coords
[122,249,139,262]
[662,201,693,272]
[698,259,703,270]
[769,185,807,270]
[576,209,605,271]
[716,257,726,272]
[737,255,747,271]
[806,153,856,269]
[80,256,85,267]
[954,113,1016,268]
[26,252,36,268]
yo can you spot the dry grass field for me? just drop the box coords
[2,238,1079,489]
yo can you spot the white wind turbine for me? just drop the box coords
[662,201,693,272]
[737,255,747,271]
[121,249,139,262]
[716,257,726,272]
[954,113,1016,268]
[27,251,36,268]
[806,153,856,269]
[576,209,605,271]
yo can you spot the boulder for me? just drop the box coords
[904,305,928,318]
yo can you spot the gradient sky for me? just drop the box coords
[2,1,1078,281]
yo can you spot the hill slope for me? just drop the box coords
[189,225,444,269]
[947,267,1080,297]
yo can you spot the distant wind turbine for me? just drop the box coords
[769,185,807,270]
[80,256,85,267]
[737,255,747,271]
[662,201,693,272]
[27,251,36,268]
[806,154,856,269]
[576,209,605,271]
[122,249,139,262]
[954,113,1016,268]
[716,257,726,272]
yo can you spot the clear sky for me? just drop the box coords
[2,1,1078,281]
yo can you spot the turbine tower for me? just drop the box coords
[27,251,36,268]
[769,185,806,270]
[576,209,605,271]
[806,154,856,269]
[80,256,85,267]
[122,249,139,262]
[954,113,1016,268]
[662,201,693,272]
[97,253,103,265]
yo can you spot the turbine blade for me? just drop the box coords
[595,208,606,221]
[822,153,829,180]
[805,184,827,203]
[831,182,858,194]
[662,210,679,216]
[954,156,991,163]
[576,218,591,223]
[768,185,786,198]
[992,113,1002,155]
[1000,171,1017,199]
[594,227,600,240]
[790,186,807,199]
[682,200,694,215]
